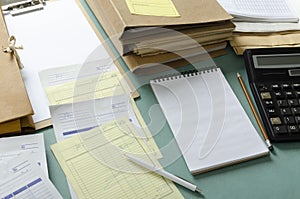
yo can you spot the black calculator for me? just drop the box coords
[243,47,300,142]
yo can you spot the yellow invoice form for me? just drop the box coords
[45,71,129,105]
[51,118,183,198]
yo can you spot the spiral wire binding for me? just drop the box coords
[151,67,218,83]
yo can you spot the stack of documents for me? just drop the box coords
[217,0,300,55]
[51,118,182,198]
[86,0,234,74]
[39,44,164,198]
[0,134,63,198]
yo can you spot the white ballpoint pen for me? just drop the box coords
[125,154,203,194]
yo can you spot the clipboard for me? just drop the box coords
[0,8,35,135]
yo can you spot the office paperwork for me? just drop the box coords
[4,0,110,125]
[39,58,135,106]
[51,118,183,199]
[86,0,234,74]
[49,93,162,198]
[0,9,34,135]
[0,133,48,176]
[49,94,161,158]
[217,0,298,22]
[43,70,129,105]
[150,68,269,174]
[39,58,143,198]
[232,0,300,33]
[0,155,62,199]
[39,58,117,88]
[220,0,300,55]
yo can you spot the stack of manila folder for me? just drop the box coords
[230,31,300,55]
[86,0,234,75]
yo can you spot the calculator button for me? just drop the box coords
[288,99,299,106]
[277,100,288,107]
[274,91,285,99]
[284,116,295,124]
[293,83,300,90]
[285,91,295,98]
[295,116,300,123]
[287,125,299,134]
[264,100,274,107]
[258,84,269,91]
[271,84,280,90]
[267,108,277,116]
[282,83,291,90]
[260,92,272,100]
[273,126,288,134]
[280,108,292,116]
[270,117,282,125]
[291,107,300,115]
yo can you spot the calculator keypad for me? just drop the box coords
[257,82,300,140]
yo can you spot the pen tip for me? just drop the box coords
[266,140,273,151]
[268,145,274,151]
[196,187,203,194]
[237,72,241,77]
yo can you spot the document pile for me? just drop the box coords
[0,134,62,198]
[217,0,300,55]
[39,49,163,199]
[86,0,235,74]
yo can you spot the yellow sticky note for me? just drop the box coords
[125,0,180,17]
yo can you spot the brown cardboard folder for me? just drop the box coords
[87,0,232,54]
[0,10,35,135]
[86,0,233,74]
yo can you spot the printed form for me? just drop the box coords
[0,134,48,176]
[0,156,62,199]
[39,58,132,106]
[49,94,161,158]
[51,118,183,199]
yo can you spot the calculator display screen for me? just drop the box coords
[253,54,300,69]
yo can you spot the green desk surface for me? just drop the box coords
[40,1,300,198]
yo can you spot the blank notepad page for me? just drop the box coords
[150,68,269,174]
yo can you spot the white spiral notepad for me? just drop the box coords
[150,68,269,174]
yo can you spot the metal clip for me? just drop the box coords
[2,0,45,16]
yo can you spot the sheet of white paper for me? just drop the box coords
[0,133,48,177]
[4,0,110,123]
[0,155,62,199]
